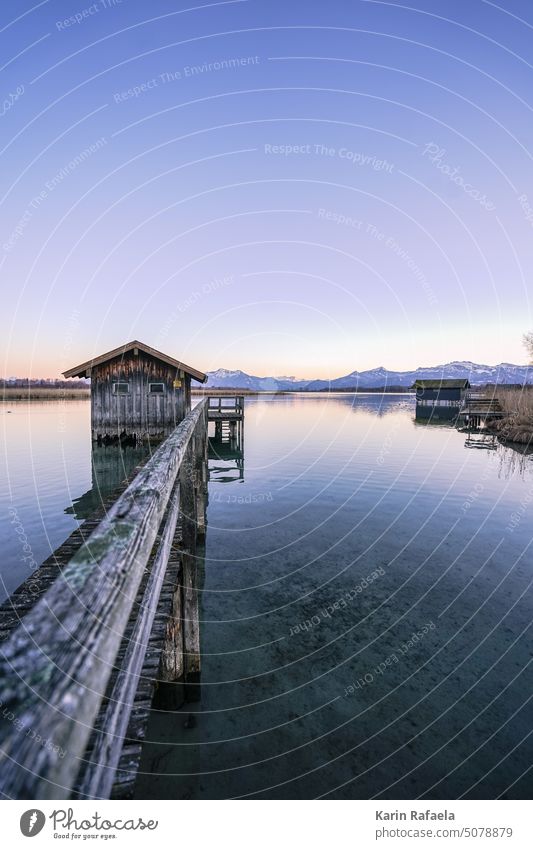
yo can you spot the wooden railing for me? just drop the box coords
[0,399,209,800]
[207,395,244,416]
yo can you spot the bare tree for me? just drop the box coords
[524,332,533,364]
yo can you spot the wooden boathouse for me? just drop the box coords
[413,378,470,421]
[63,340,207,443]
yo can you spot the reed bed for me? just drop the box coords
[1,388,90,400]
[491,385,533,445]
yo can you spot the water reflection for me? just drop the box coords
[207,415,245,484]
[286,391,415,418]
[4,396,533,798]
[66,443,153,521]
[135,393,533,800]
[463,432,498,451]
[496,439,533,480]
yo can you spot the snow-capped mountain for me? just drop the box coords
[307,361,532,389]
[199,368,309,391]
[194,361,532,390]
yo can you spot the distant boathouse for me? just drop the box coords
[63,340,207,442]
[412,378,470,421]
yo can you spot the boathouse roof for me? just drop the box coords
[411,379,470,390]
[63,340,208,382]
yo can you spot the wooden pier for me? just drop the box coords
[456,389,504,429]
[208,395,244,446]
[207,396,245,481]
[0,398,221,800]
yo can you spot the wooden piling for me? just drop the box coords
[156,405,208,707]
[195,428,208,539]
[180,440,201,699]
[156,559,185,710]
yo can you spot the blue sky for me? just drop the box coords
[2,0,533,378]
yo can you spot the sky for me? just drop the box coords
[1,0,533,379]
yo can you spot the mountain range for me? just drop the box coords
[194,361,532,391]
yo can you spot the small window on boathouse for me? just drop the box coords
[113,382,130,395]
[149,382,165,393]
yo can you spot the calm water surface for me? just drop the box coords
[0,399,152,601]
[1,395,532,798]
[139,394,533,800]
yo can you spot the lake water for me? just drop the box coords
[1,395,532,798]
[0,399,155,602]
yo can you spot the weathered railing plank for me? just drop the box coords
[77,481,182,800]
[0,400,208,800]
[180,442,200,688]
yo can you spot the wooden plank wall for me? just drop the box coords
[91,352,189,441]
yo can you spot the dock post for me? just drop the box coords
[195,415,208,540]
[156,420,205,709]
[180,439,201,701]
[157,560,185,710]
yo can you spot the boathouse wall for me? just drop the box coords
[413,380,469,421]
[90,350,190,442]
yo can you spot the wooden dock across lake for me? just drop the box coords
[207,395,244,447]
[456,390,504,429]
[0,397,244,800]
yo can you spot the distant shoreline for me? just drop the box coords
[1,386,415,400]
[191,387,415,396]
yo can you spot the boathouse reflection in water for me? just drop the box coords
[67,442,154,521]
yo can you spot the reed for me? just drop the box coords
[497,386,533,421]
[491,386,533,445]
[1,387,90,400]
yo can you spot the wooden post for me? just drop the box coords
[180,437,201,700]
[195,427,208,540]
[157,414,207,707]
[156,557,185,710]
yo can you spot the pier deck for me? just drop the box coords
[456,390,504,428]
[207,395,244,421]
[207,396,244,450]
[0,401,211,800]
[0,458,176,799]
